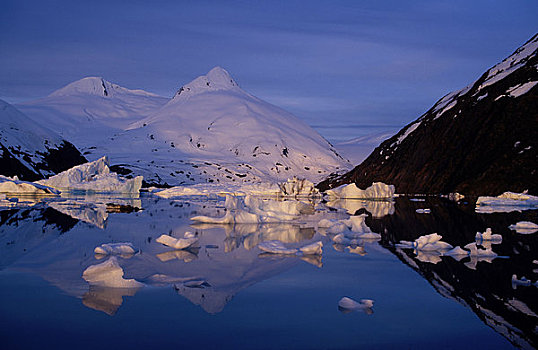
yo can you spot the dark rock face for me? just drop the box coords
[0,99,87,181]
[319,34,538,196]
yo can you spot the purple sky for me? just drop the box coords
[1,0,536,141]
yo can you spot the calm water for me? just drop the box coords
[0,194,536,349]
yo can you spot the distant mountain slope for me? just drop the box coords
[17,77,168,147]
[114,67,349,185]
[0,99,86,180]
[319,34,538,196]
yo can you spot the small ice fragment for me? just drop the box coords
[298,241,323,255]
[338,297,374,315]
[258,240,297,255]
[82,257,143,288]
[475,228,502,242]
[410,198,425,202]
[183,231,196,239]
[509,221,538,234]
[94,242,137,256]
[511,274,532,289]
[156,234,198,249]
[416,208,431,214]
[464,243,497,257]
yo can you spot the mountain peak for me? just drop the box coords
[173,66,239,99]
[48,77,160,98]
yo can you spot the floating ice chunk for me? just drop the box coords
[509,221,538,234]
[94,242,137,256]
[416,208,431,214]
[476,192,538,213]
[410,198,426,202]
[400,233,453,252]
[326,182,395,200]
[192,195,314,224]
[338,297,374,315]
[347,246,366,256]
[183,231,196,239]
[298,241,323,255]
[475,228,502,243]
[332,233,360,246]
[258,240,298,255]
[82,257,144,288]
[156,234,198,250]
[464,243,497,257]
[511,274,532,289]
[37,156,143,193]
[0,175,59,195]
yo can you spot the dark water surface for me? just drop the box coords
[0,195,536,349]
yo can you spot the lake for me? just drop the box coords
[0,194,536,349]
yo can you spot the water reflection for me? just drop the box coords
[370,197,538,349]
[1,195,537,348]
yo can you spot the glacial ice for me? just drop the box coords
[464,243,497,257]
[338,297,374,314]
[0,175,59,195]
[476,192,538,213]
[475,228,502,243]
[37,156,143,193]
[156,234,199,250]
[508,221,538,234]
[94,242,138,256]
[326,182,395,200]
[82,257,144,288]
[191,195,314,224]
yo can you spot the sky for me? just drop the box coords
[1,0,537,142]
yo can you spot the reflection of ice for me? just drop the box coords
[326,198,394,217]
[509,221,538,234]
[82,285,139,316]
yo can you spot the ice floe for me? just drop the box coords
[0,175,59,195]
[416,208,431,214]
[82,257,144,288]
[37,156,143,193]
[258,240,322,256]
[191,195,314,224]
[156,233,199,250]
[338,297,374,315]
[508,221,538,234]
[475,228,502,243]
[476,192,538,213]
[94,242,138,256]
[326,182,395,200]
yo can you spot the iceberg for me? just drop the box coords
[475,228,502,243]
[37,156,143,193]
[464,243,497,257]
[156,234,198,250]
[191,195,314,224]
[82,257,144,288]
[338,297,374,315]
[476,191,538,213]
[326,182,395,200]
[398,233,453,252]
[508,221,538,234]
[94,243,138,256]
[0,175,59,195]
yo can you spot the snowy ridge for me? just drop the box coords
[49,77,160,98]
[171,67,239,100]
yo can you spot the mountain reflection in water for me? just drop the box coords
[0,194,536,348]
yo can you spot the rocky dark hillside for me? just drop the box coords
[318,34,538,196]
[0,99,86,181]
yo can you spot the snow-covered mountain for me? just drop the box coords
[0,99,86,180]
[20,67,349,186]
[319,33,538,195]
[17,77,168,148]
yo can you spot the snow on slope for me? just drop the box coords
[17,77,168,148]
[17,69,349,186]
[0,99,86,180]
[99,67,350,185]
